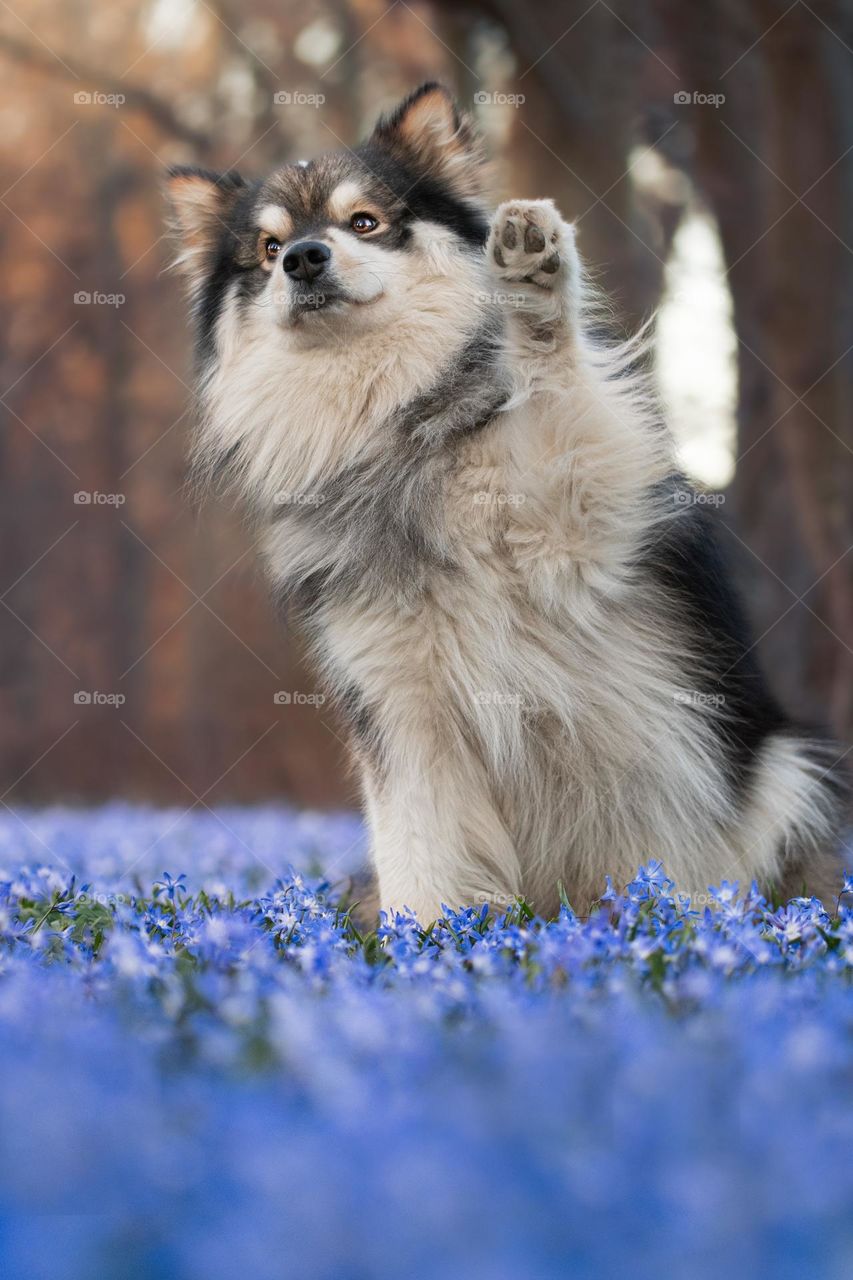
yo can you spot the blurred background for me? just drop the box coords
[0,0,850,808]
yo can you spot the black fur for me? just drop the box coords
[268,323,510,607]
[194,181,262,363]
[365,81,488,247]
[336,680,385,774]
[356,144,489,247]
[639,478,793,803]
[396,320,510,439]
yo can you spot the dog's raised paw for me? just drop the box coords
[488,199,570,287]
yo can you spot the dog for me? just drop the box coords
[167,82,845,920]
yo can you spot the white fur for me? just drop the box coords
[194,199,840,920]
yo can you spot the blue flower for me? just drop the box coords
[0,805,852,1278]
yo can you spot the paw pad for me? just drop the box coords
[488,200,568,287]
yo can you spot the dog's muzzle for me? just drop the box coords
[282,240,331,283]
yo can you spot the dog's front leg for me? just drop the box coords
[360,739,520,925]
[486,199,580,361]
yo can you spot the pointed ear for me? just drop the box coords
[370,83,486,201]
[165,167,246,283]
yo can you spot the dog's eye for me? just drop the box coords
[265,239,282,260]
[350,212,378,234]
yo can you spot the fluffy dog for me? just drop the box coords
[168,83,844,919]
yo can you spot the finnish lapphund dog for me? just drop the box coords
[167,82,845,920]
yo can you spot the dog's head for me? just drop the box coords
[167,83,491,354]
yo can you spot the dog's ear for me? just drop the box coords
[165,167,246,285]
[369,83,486,201]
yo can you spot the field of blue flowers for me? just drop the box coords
[1,805,852,1279]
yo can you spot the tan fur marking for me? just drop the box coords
[327,180,373,225]
[256,203,294,243]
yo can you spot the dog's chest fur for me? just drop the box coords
[252,349,744,910]
[198,292,840,913]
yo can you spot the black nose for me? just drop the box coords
[282,240,331,282]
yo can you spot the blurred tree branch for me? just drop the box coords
[0,30,213,152]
